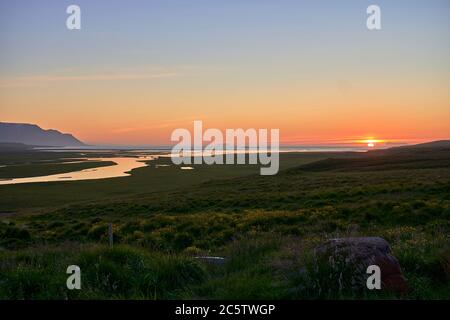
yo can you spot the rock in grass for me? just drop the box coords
[315,237,408,294]
[194,256,226,266]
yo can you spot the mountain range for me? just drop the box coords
[0,122,85,147]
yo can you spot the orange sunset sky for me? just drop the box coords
[1,1,449,147]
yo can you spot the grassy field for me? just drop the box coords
[0,148,449,299]
[0,152,335,214]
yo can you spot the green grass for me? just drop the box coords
[0,245,205,299]
[0,152,329,213]
[0,149,449,299]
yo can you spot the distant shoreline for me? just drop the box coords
[31,145,372,153]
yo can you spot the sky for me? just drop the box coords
[0,0,449,146]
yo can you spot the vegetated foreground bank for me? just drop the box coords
[0,145,449,299]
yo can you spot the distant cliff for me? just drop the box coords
[0,122,85,147]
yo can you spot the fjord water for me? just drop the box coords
[0,157,152,185]
[0,146,369,185]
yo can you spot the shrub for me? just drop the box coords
[87,224,108,241]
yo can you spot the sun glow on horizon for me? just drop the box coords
[356,138,385,148]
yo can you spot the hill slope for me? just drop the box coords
[0,142,32,152]
[295,140,450,172]
[0,122,85,147]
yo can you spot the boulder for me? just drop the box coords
[315,237,408,294]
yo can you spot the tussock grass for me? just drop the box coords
[0,245,205,299]
[0,151,449,299]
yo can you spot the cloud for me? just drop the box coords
[0,69,182,88]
